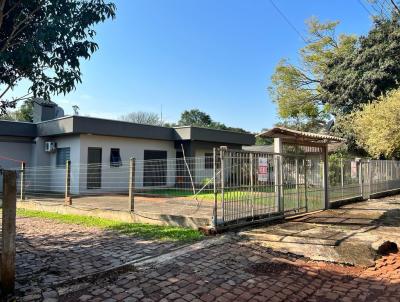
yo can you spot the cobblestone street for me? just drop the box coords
[5,196,400,301]
[70,240,400,302]
[7,215,180,301]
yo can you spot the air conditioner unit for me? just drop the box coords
[45,141,57,153]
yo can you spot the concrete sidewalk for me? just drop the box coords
[239,195,400,266]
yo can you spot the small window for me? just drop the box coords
[56,147,70,168]
[110,148,122,167]
[204,153,213,169]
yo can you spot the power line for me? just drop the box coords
[269,0,307,43]
[357,0,375,17]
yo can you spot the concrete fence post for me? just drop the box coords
[322,146,329,209]
[273,138,283,213]
[65,160,72,205]
[1,170,17,295]
[20,161,26,201]
[250,153,254,218]
[340,157,344,199]
[212,148,218,228]
[359,160,364,198]
[128,157,135,211]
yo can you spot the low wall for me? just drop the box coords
[17,200,211,229]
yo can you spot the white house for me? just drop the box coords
[0,101,255,194]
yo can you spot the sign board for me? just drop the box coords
[258,158,269,182]
[351,161,357,179]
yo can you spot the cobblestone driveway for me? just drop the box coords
[8,216,180,301]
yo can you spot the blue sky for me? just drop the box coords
[14,0,375,132]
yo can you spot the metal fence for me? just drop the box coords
[6,149,400,229]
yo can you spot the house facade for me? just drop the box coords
[0,103,255,194]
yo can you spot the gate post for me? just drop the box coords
[274,138,283,213]
[250,153,254,218]
[1,170,17,295]
[220,147,226,223]
[368,159,372,198]
[213,148,218,228]
[128,157,135,212]
[322,146,329,209]
[359,160,364,198]
[65,160,72,205]
[295,157,300,210]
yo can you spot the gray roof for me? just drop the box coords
[0,116,255,145]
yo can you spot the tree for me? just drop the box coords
[2,99,33,121]
[176,109,249,133]
[268,17,357,130]
[351,89,400,158]
[120,111,163,126]
[0,0,116,116]
[322,16,400,114]
[178,109,213,128]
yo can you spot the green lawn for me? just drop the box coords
[16,209,204,242]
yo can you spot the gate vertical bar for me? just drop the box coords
[20,161,26,200]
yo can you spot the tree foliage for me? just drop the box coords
[351,89,400,158]
[0,0,116,116]
[322,16,400,114]
[175,109,249,133]
[269,17,357,129]
[120,111,163,126]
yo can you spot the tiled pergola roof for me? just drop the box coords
[257,127,345,145]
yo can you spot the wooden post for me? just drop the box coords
[128,158,135,211]
[322,145,329,209]
[1,170,17,295]
[65,160,72,205]
[20,161,26,200]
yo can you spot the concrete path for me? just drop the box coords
[239,195,400,266]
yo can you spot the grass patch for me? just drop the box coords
[16,209,204,242]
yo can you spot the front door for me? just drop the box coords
[87,147,102,189]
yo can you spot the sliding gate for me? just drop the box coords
[214,148,324,228]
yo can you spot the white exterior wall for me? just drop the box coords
[78,134,177,194]
[0,141,32,192]
[194,148,214,185]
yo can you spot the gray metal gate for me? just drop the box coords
[214,148,325,228]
